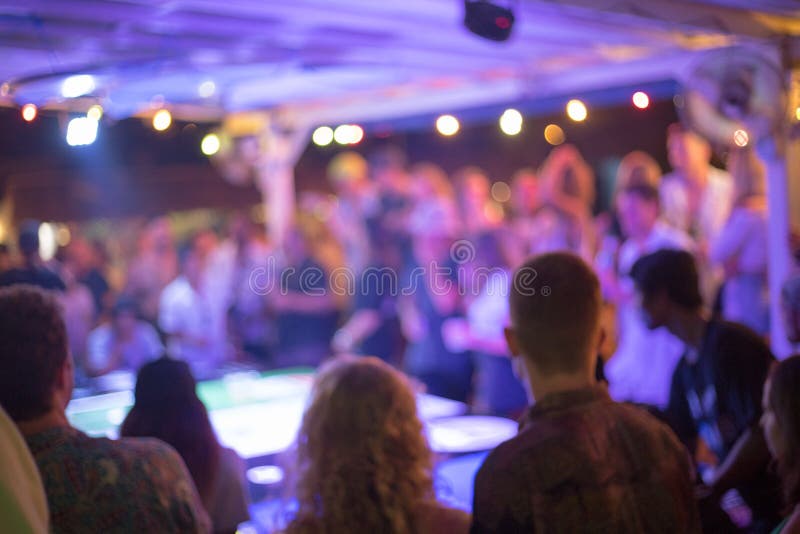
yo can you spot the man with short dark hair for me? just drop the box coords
[0,221,65,291]
[471,252,700,533]
[631,248,782,532]
[0,285,210,533]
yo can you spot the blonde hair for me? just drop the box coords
[287,356,434,534]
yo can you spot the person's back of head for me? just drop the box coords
[630,249,703,329]
[18,221,41,263]
[120,357,219,502]
[507,252,602,379]
[616,151,662,191]
[0,285,69,423]
[289,355,433,534]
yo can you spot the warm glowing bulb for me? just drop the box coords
[632,91,650,109]
[153,109,172,131]
[201,133,221,156]
[333,124,364,145]
[349,125,364,144]
[87,104,103,121]
[733,129,749,147]
[198,80,216,98]
[566,99,587,122]
[21,103,37,122]
[544,124,565,145]
[499,108,523,136]
[436,114,460,136]
[312,126,334,146]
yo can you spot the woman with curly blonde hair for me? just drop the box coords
[286,356,470,534]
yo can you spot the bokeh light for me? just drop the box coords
[21,103,37,122]
[201,133,221,156]
[544,124,566,145]
[436,114,460,136]
[499,109,523,136]
[152,109,172,131]
[566,99,587,122]
[632,91,650,109]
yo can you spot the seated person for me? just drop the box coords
[0,286,210,533]
[472,252,700,533]
[86,297,163,376]
[631,249,782,532]
[761,355,800,534]
[286,355,470,534]
[0,405,49,533]
[120,358,249,534]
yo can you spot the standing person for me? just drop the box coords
[0,221,65,291]
[600,179,694,408]
[286,356,470,534]
[660,123,734,304]
[631,249,782,532]
[0,286,210,533]
[760,355,800,534]
[398,201,472,402]
[159,242,224,379]
[121,358,250,534]
[126,217,178,323]
[471,253,700,533]
[710,148,770,336]
[506,168,542,267]
[86,297,163,376]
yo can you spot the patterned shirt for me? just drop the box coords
[471,386,700,533]
[25,426,210,533]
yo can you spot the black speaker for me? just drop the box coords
[464,0,515,42]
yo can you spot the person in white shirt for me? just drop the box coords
[86,297,163,376]
[710,148,769,336]
[600,180,694,408]
[159,242,225,379]
[660,123,734,305]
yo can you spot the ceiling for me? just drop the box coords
[0,0,798,125]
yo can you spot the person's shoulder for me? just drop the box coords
[710,319,769,350]
[416,501,470,534]
[612,402,684,447]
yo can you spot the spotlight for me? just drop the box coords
[66,117,98,146]
[87,105,103,121]
[632,91,650,109]
[499,108,522,135]
[464,0,515,42]
[436,115,460,136]
[61,75,95,98]
[152,109,172,131]
[566,99,587,122]
[21,103,37,122]
[544,124,565,145]
[733,129,749,147]
[201,133,221,156]
[198,80,216,98]
[312,126,334,146]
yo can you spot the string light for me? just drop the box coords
[152,109,172,131]
[499,109,523,136]
[436,114,460,136]
[312,126,334,146]
[544,124,565,145]
[632,91,650,109]
[201,133,221,156]
[566,99,587,122]
[21,103,37,122]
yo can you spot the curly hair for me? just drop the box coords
[286,356,435,534]
[0,285,68,421]
[768,355,800,512]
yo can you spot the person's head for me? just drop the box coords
[177,241,203,287]
[327,151,369,197]
[505,253,602,385]
[111,296,140,337]
[369,146,408,194]
[727,147,766,204]
[761,355,800,510]
[289,356,433,534]
[510,168,540,217]
[409,162,454,204]
[120,357,219,501]
[782,276,800,344]
[18,220,41,262]
[616,184,660,240]
[630,249,703,330]
[0,285,72,422]
[666,123,712,179]
[616,150,662,191]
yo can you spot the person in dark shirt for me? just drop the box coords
[0,221,65,291]
[471,252,700,533]
[631,248,782,533]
